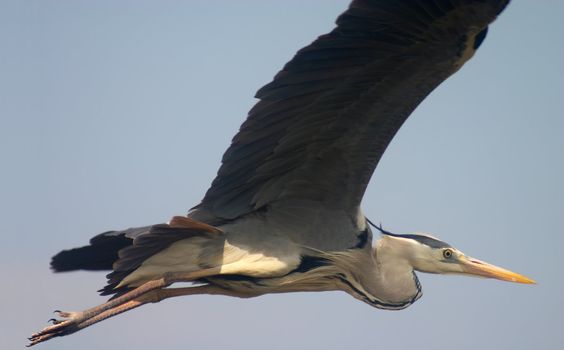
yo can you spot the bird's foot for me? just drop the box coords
[28,310,83,347]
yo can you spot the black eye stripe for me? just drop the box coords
[368,221,452,249]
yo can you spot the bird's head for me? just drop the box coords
[374,225,535,284]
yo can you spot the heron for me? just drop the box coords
[29,0,534,346]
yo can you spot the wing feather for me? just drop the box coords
[193,0,510,222]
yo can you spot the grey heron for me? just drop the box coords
[29,0,534,346]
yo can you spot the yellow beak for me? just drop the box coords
[460,256,535,284]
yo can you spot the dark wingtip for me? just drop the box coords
[497,0,512,16]
[473,26,489,50]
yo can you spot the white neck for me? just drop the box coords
[327,235,422,310]
[369,236,422,304]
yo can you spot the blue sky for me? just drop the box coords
[1,1,563,349]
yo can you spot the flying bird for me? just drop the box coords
[29,0,534,346]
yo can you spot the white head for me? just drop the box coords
[374,225,534,284]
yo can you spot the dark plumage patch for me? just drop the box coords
[399,234,452,249]
[473,26,489,49]
[292,255,329,274]
[368,220,451,249]
[353,229,369,249]
[51,232,132,272]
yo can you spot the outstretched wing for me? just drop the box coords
[193,0,509,222]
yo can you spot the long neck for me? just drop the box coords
[337,237,422,310]
[375,237,422,302]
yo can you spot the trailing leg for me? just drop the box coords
[28,268,222,347]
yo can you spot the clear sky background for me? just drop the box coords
[1,1,563,349]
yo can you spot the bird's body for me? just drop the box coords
[116,214,424,309]
[29,0,535,346]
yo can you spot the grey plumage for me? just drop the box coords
[30,1,536,347]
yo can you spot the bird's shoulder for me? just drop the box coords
[215,200,371,252]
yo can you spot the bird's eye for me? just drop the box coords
[443,249,453,259]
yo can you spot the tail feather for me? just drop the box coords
[51,232,133,272]
[49,217,221,299]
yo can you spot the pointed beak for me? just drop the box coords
[459,256,536,284]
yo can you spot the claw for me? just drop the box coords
[47,318,64,325]
[29,308,83,347]
[27,332,58,347]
